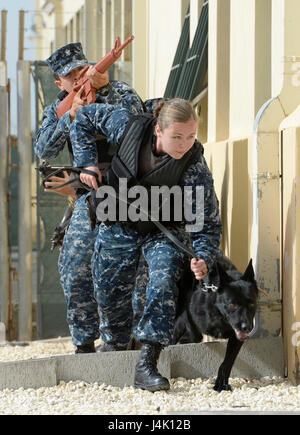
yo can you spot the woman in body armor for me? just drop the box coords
[70,98,222,391]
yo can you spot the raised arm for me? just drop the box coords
[35,101,72,160]
[70,103,132,168]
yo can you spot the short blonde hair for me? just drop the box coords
[154,98,197,131]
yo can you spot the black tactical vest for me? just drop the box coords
[99,114,203,234]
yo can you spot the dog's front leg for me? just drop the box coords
[213,333,244,392]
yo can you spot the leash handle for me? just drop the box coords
[80,168,102,188]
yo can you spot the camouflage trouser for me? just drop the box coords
[58,194,100,346]
[58,194,148,346]
[132,255,148,327]
[92,223,187,347]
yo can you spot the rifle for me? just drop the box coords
[37,163,101,191]
[37,163,102,250]
[56,35,134,118]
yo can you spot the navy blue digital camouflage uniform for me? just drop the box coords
[70,104,222,347]
[34,43,146,346]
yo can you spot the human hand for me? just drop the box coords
[69,86,87,121]
[80,166,102,190]
[190,258,208,280]
[86,66,109,89]
[44,171,76,198]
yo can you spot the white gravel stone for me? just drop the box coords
[0,338,299,414]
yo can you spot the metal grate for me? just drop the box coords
[164,5,190,99]
[33,61,70,339]
[164,1,208,101]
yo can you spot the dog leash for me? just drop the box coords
[151,220,197,259]
[73,167,199,259]
[43,167,205,271]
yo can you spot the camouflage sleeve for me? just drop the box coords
[181,154,222,269]
[70,104,132,167]
[143,98,163,114]
[96,81,145,115]
[34,100,71,160]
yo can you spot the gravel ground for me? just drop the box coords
[0,337,76,362]
[0,338,299,415]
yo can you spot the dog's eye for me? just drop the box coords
[249,303,255,308]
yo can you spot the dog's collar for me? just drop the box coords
[201,283,218,293]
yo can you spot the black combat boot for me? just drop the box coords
[75,342,96,354]
[96,343,127,352]
[134,343,170,392]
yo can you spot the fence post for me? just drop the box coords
[0,61,9,335]
[17,60,32,341]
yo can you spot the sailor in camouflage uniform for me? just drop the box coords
[34,42,145,353]
[70,98,222,391]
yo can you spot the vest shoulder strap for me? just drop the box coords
[111,113,155,180]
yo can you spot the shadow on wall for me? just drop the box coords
[207,138,251,273]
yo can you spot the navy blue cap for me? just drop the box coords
[46,42,88,76]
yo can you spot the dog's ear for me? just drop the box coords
[218,263,233,286]
[242,259,255,282]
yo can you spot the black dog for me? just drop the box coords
[173,255,258,392]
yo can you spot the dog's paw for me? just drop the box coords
[213,380,232,393]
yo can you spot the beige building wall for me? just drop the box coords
[132,0,190,100]
[271,0,284,97]
[132,0,148,100]
[148,0,183,98]
[205,0,300,383]
[207,0,230,143]
[206,0,272,269]
[35,0,84,60]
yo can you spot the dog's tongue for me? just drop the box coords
[234,329,249,341]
